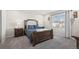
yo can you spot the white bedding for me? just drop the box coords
[36,29,50,32]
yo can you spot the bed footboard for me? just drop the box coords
[32,29,53,46]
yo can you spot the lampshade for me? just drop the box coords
[73,12,78,18]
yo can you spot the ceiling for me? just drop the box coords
[19,10,56,15]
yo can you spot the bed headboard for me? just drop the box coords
[24,19,38,29]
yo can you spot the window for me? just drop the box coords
[51,12,65,37]
[52,13,65,28]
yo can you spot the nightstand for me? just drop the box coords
[72,36,79,49]
[14,28,24,37]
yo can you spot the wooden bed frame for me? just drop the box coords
[24,19,53,46]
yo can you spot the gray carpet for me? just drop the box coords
[0,36,76,49]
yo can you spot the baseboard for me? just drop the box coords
[64,37,72,39]
[6,35,14,38]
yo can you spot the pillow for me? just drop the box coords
[38,27,44,29]
[36,26,45,29]
[28,25,35,29]
[34,25,38,29]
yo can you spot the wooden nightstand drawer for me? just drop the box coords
[14,28,24,37]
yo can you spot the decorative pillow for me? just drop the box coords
[38,27,44,29]
[36,26,45,29]
[34,25,38,29]
[28,25,35,29]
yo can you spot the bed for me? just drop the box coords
[24,19,53,46]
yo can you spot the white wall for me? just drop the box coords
[0,10,6,43]
[65,11,71,38]
[72,11,79,36]
[0,10,2,42]
[2,10,6,43]
[43,15,52,29]
[6,10,44,38]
